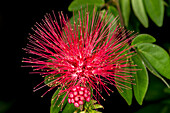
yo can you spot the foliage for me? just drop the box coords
[47,0,170,113]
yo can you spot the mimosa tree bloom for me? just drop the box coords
[23,9,137,107]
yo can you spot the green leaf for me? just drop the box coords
[120,0,131,26]
[69,5,96,24]
[108,6,119,17]
[50,88,68,113]
[108,6,120,24]
[116,46,133,105]
[131,34,156,46]
[93,104,104,109]
[136,49,170,88]
[131,0,148,28]
[144,74,167,101]
[143,0,164,27]
[137,43,170,80]
[90,110,102,113]
[84,99,103,112]
[68,0,105,11]
[62,102,77,113]
[132,54,149,105]
[117,76,133,105]
[84,99,96,109]
[89,99,97,105]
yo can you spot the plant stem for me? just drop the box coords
[112,0,124,27]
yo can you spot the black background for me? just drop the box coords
[0,0,169,113]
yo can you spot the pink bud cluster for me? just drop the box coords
[68,86,91,107]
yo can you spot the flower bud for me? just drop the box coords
[74,102,79,107]
[86,96,91,102]
[74,96,79,102]
[69,92,74,98]
[78,100,84,105]
[79,90,84,95]
[68,98,72,104]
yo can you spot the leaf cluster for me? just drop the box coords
[48,0,170,113]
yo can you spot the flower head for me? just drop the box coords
[23,9,136,107]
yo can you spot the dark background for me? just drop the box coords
[0,0,169,113]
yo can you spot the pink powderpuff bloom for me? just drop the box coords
[22,9,137,107]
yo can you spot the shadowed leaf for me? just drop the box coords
[131,0,148,28]
[143,0,164,27]
[132,54,149,105]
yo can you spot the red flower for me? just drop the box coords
[23,10,136,107]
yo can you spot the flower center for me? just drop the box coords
[68,55,94,79]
